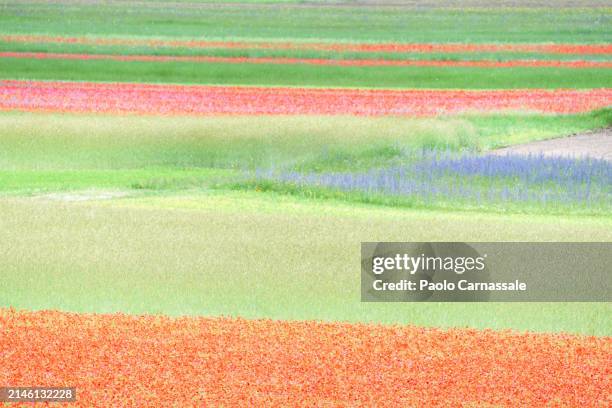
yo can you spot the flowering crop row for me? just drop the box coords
[3,51,611,69]
[2,34,611,54]
[1,80,610,116]
[256,151,612,212]
[0,309,609,407]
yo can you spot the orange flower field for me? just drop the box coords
[0,309,609,407]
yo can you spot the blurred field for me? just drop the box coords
[2,57,610,88]
[1,192,611,335]
[0,0,610,343]
[1,111,609,215]
[1,1,609,43]
[2,41,611,62]
[1,111,609,172]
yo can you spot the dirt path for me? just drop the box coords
[491,127,612,161]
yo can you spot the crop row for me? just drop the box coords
[3,51,611,69]
[255,152,612,213]
[0,309,609,407]
[1,80,610,116]
[2,35,611,54]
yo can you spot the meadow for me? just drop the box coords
[2,111,610,170]
[0,1,612,328]
[1,1,609,43]
[2,193,611,335]
[2,56,611,88]
[0,0,610,406]
[1,110,610,198]
[1,110,610,335]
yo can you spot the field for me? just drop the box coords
[1,309,610,406]
[0,0,611,406]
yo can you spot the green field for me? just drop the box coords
[1,1,610,43]
[2,1,610,89]
[1,192,611,335]
[0,108,611,335]
[1,110,610,193]
[2,57,611,89]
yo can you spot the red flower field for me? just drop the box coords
[1,80,610,116]
[2,34,611,55]
[0,309,609,407]
[3,51,611,69]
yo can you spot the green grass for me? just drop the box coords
[0,191,610,335]
[2,57,611,89]
[0,112,609,337]
[1,111,609,194]
[1,111,610,216]
[0,168,236,194]
[0,1,609,43]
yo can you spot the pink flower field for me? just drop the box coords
[1,80,610,117]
